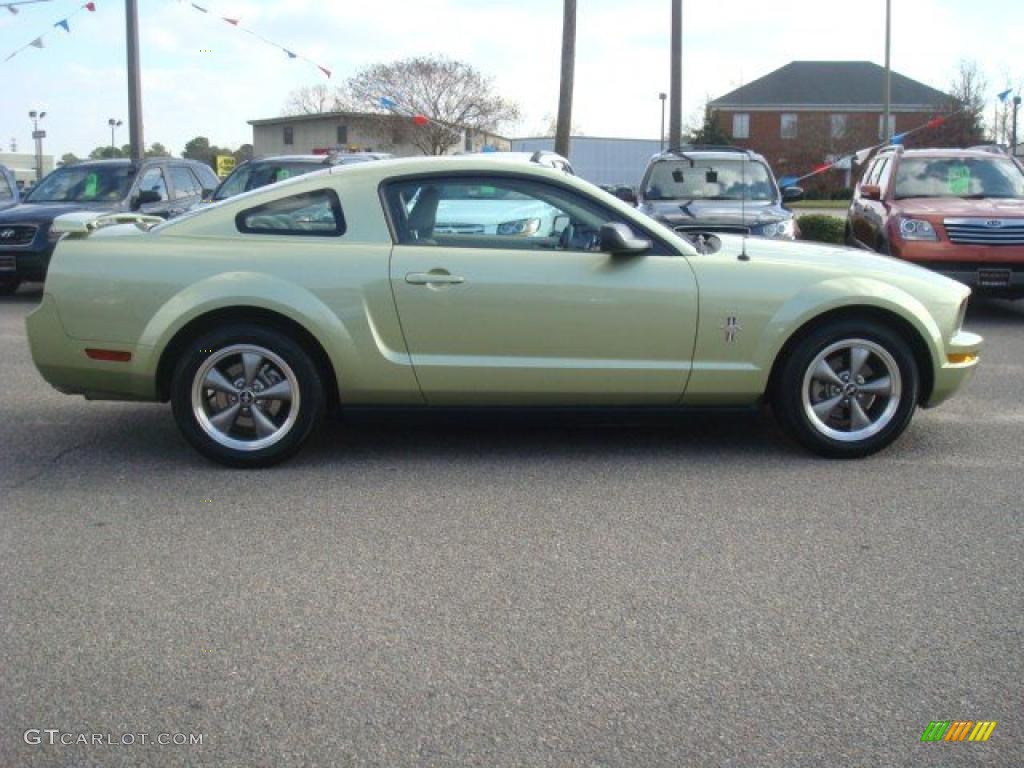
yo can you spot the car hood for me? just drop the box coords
[639,199,789,227]
[0,200,123,225]
[895,197,1024,218]
[711,234,967,295]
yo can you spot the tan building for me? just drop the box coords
[248,111,510,157]
[0,152,55,185]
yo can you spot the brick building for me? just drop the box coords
[709,61,951,192]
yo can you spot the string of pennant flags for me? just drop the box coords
[777,112,955,187]
[181,1,331,78]
[2,1,95,63]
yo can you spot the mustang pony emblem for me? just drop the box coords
[722,315,742,342]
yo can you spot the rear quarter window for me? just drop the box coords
[236,188,346,237]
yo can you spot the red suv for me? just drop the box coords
[847,146,1024,298]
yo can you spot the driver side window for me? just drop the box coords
[137,167,168,201]
[384,175,616,252]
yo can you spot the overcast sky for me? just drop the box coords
[1,0,1021,159]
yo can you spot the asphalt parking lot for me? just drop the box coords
[1,284,1021,767]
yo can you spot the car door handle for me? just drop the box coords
[405,271,465,285]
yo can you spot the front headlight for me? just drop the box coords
[897,217,938,241]
[760,219,796,239]
[47,228,64,243]
[496,217,541,236]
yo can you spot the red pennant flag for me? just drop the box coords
[925,116,946,129]
[84,2,96,10]
[318,65,331,78]
[222,17,239,25]
[413,114,429,126]
[812,163,831,174]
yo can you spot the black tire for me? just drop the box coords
[773,320,920,458]
[0,279,21,296]
[170,324,325,467]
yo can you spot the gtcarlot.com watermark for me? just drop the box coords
[24,729,204,747]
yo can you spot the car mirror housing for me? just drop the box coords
[782,186,804,203]
[599,222,650,255]
[860,184,882,201]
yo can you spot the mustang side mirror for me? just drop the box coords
[132,189,163,210]
[782,186,804,203]
[600,222,650,255]
[860,184,881,201]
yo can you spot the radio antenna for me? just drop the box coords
[738,70,749,261]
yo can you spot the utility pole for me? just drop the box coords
[883,0,892,141]
[28,110,46,182]
[668,0,682,148]
[554,0,576,159]
[125,0,144,162]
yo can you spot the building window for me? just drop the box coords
[336,125,348,145]
[830,114,848,139]
[283,126,294,145]
[878,114,896,140]
[732,113,750,139]
[780,113,798,139]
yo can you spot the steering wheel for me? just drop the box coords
[558,221,601,251]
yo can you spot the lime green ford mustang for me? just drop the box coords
[26,156,981,467]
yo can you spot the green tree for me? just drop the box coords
[182,136,231,169]
[233,143,254,164]
[59,152,80,166]
[146,142,171,157]
[88,145,128,159]
[687,105,731,146]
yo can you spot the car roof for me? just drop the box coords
[649,147,767,163]
[885,147,1014,159]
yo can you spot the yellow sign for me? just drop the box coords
[215,155,236,177]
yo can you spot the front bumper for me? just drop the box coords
[891,239,1024,295]
[26,293,159,401]
[924,329,983,408]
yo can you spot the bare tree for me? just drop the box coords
[282,84,345,116]
[347,55,520,155]
[928,60,988,147]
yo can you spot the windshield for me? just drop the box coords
[894,157,1024,199]
[213,161,322,200]
[643,158,777,201]
[25,165,135,203]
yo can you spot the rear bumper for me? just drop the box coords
[26,293,159,401]
[925,329,983,408]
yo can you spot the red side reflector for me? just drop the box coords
[85,348,132,362]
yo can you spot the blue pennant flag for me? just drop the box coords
[890,132,906,145]
[777,175,798,188]
[379,97,397,110]
[54,19,70,32]
[997,89,1012,102]
[284,49,296,59]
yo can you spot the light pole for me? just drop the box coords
[108,118,123,152]
[125,0,145,161]
[883,0,892,140]
[28,110,46,182]
[668,0,683,149]
[659,92,667,151]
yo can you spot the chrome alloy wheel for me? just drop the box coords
[801,338,902,443]
[191,344,300,452]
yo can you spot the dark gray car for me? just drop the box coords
[636,146,803,241]
[0,158,218,294]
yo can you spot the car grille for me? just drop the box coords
[0,254,13,271]
[434,223,486,235]
[943,218,1024,246]
[673,224,750,235]
[0,224,37,246]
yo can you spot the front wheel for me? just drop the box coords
[170,325,324,467]
[773,321,919,458]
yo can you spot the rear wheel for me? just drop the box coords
[773,321,919,458]
[170,324,324,467]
